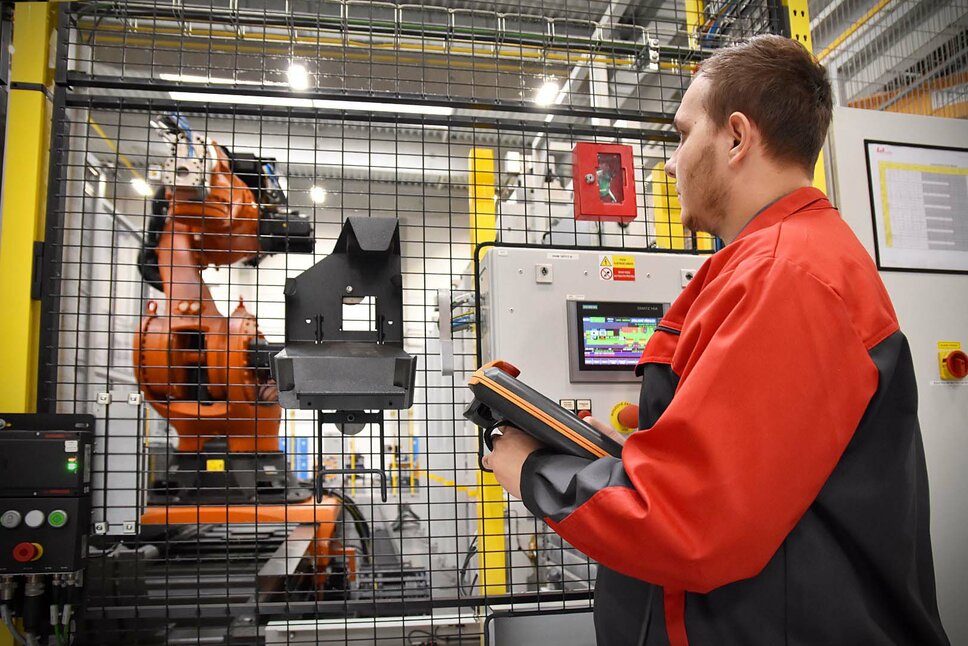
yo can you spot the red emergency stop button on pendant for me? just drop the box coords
[943,350,968,379]
[13,542,43,563]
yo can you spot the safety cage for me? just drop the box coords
[15,1,787,644]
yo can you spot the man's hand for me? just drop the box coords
[481,426,544,499]
[482,417,628,498]
[583,415,628,447]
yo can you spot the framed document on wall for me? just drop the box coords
[864,140,968,274]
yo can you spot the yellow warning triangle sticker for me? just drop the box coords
[600,256,611,267]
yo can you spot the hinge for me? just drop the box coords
[30,240,45,300]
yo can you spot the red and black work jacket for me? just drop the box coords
[520,187,950,646]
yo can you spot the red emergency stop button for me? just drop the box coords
[616,404,639,430]
[943,350,968,379]
[577,410,592,420]
[12,542,43,563]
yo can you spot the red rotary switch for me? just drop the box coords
[943,350,968,379]
[12,542,43,563]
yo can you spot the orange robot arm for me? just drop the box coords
[135,118,310,454]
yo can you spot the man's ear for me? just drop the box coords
[726,112,755,166]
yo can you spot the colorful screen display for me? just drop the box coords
[576,302,664,371]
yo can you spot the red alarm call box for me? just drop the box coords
[572,142,637,223]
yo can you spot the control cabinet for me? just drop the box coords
[475,245,708,597]
[478,246,707,432]
[0,414,94,574]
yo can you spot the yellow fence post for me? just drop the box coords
[685,0,705,50]
[468,148,497,255]
[0,6,57,644]
[0,1,56,414]
[651,163,714,251]
[468,147,507,596]
[781,0,827,193]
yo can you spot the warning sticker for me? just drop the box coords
[612,255,635,281]
[599,255,634,280]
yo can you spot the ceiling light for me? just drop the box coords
[167,91,454,117]
[168,91,314,108]
[131,177,153,197]
[159,72,287,87]
[310,185,327,204]
[311,99,453,116]
[287,62,311,91]
[535,79,560,107]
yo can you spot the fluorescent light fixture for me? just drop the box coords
[169,92,314,108]
[313,99,452,116]
[167,91,454,117]
[131,177,153,197]
[535,79,560,106]
[287,61,311,91]
[310,185,327,204]
[159,72,287,87]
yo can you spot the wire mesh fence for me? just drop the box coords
[35,1,782,643]
[810,0,968,119]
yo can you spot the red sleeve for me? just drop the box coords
[521,256,881,592]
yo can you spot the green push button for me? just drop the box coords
[47,510,68,528]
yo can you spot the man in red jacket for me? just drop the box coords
[483,35,949,646]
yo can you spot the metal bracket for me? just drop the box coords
[316,411,388,502]
[648,37,660,72]
[438,289,455,376]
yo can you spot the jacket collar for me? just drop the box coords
[732,186,830,244]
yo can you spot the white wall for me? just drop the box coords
[828,106,968,643]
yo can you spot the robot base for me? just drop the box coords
[149,440,313,505]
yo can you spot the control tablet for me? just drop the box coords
[465,360,623,462]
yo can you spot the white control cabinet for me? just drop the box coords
[478,246,707,429]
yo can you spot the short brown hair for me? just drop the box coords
[698,35,832,173]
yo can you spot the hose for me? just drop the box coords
[1,605,28,646]
[321,488,372,557]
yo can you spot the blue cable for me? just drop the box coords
[701,0,742,46]
[173,112,196,158]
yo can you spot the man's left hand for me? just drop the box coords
[481,426,544,499]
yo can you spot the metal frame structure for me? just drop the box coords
[0,1,848,644]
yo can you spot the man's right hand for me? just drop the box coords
[584,415,628,446]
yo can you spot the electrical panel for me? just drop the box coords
[478,246,706,429]
[0,414,94,574]
[476,246,707,599]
